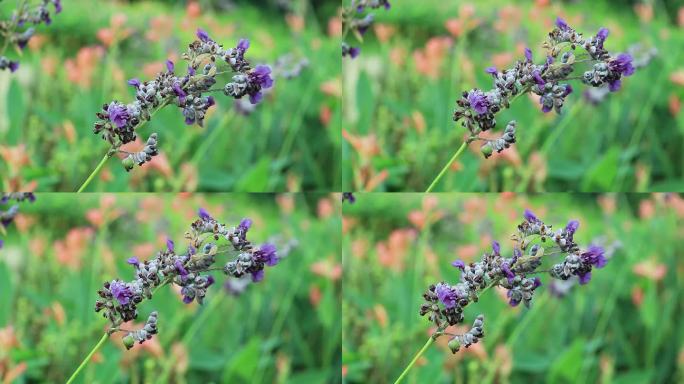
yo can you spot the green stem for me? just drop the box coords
[425,140,468,192]
[76,151,113,193]
[66,332,109,384]
[393,336,436,384]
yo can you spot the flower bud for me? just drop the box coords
[448,337,461,353]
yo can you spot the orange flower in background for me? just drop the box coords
[65,46,105,88]
[634,3,653,23]
[146,16,174,42]
[671,70,684,86]
[408,196,444,230]
[459,196,487,224]
[276,194,295,215]
[54,227,94,270]
[376,228,416,272]
[495,5,522,32]
[309,284,322,306]
[633,259,667,281]
[597,194,617,215]
[133,243,157,260]
[631,285,644,307]
[328,16,342,37]
[186,1,201,18]
[410,110,426,135]
[412,36,452,79]
[310,257,342,281]
[86,194,123,228]
[679,7,684,27]
[317,197,335,219]
[373,23,396,43]
[343,130,380,161]
[286,13,305,33]
[372,304,388,328]
[136,196,165,223]
[0,145,31,175]
[97,13,133,47]
[670,94,681,116]
[639,199,655,219]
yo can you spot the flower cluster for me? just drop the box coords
[453,17,638,158]
[341,0,391,58]
[93,29,274,171]
[0,0,61,72]
[420,208,608,353]
[0,193,36,249]
[94,208,280,349]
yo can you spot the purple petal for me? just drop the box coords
[578,272,592,285]
[451,259,465,271]
[524,47,532,62]
[251,269,264,282]
[492,241,500,255]
[196,28,210,42]
[167,238,175,252]
[166,59,174,72]
[198,208,212,221]
[126,257,139,266]
[524,209,538,222]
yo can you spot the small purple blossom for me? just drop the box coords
[596,27,609,48]
[239,218,252,231]
[524,47,533,62]
[501,262,515,283]
[565,220,579,235]
[610,53,635,77]
[127,257,139,267]
[107,103,129,129]
[581,245,607,268]
[467,90,489,115]
[127,78,141,88]
[251,269,265,282]
[197,28,210,42]
[485,66,498,76]
[166,59,174,72]
[556,16,569,30]
[256,243,278,266]
[451,259,465,271]
[166,238,175,252]
[175,260,188,277]
[435,283,457,309]
[110,280,132,305]
[578,271,592,285]
[524,209,538,223]
[492,241,500,255]
[198,207,212,221]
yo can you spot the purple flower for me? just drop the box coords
[206,275,215,287]
[188,245,196,255]
[533,277,542,289]
[532,70,545,87]
[507,290,520,307]
[524,47,533,62]
[608,80,622,92]
[435,283,457,309]
[127,78,141,88]
[247,65,274,104]
[166,59,174,72]
[565,220,579,235]
[251,269,265,282]
[110,280,132,305]
[172,82,186,103]
[556,16,569,30]
[492,241,500,255]
[610,54,635,77]
[188,66,196,75]
[501,262,515,283]
[0,239,3,249]
[175,260,188,277]
[524,209,538,222]
[451,259,465,271]
[198,207,212,221]
[513,248,522,262]
[349,46,360,58]
[581,245,606,268]
[107,103,129,129]
[207,96,215,107]
[596,27,609,48]
[485,66,498,76]
[197,28,210,42]
[563,84,573,97]
[467,90,489,115]
[255,243,278,266]
[9,61,19,73]
[578,271,592,285]
[166,238,175,252]
[126,257,139,267]
[237,38,250,52]
[239,218,252,231]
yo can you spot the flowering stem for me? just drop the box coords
[65,332,109,384]
[393,335,436,384]
[425,140,468,192]
[76,151,114,193]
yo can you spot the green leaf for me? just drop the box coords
[547,339,586,383]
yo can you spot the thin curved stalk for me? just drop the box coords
[425,140,468,192]
[65,332,109,384]
[393,336,436,384]
[76,152,113,193]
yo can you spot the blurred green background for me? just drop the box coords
[0,0,341,192]
[0,193,341,383]
[342,0,684,192]
[342,193,684,383]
